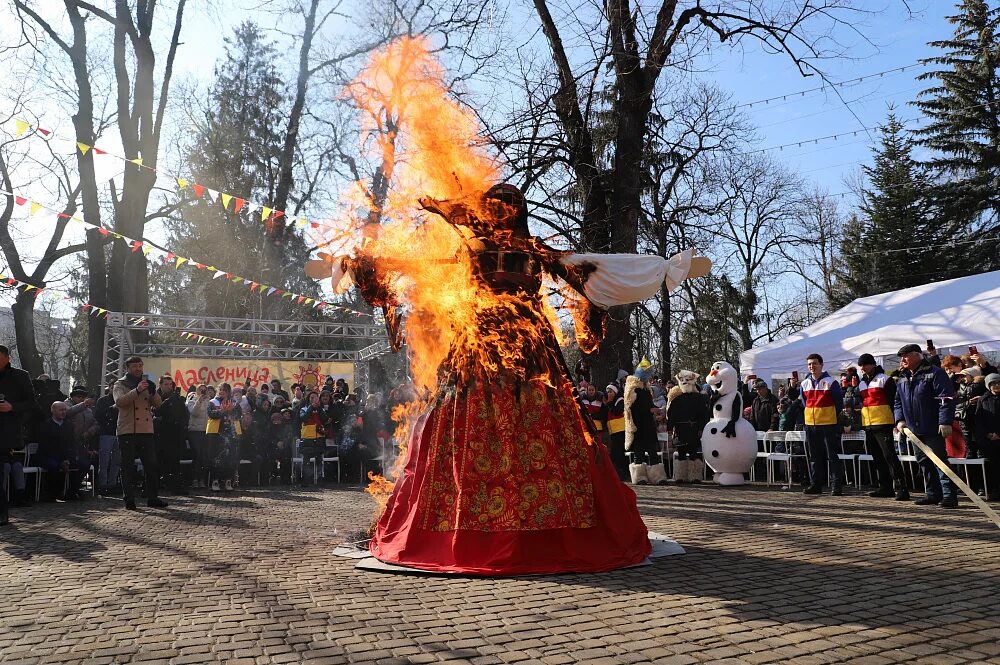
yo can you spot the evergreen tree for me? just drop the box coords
[855,112,952,295]
[152,22,323,322]
[829,213,869,308]
[914,0,1000,268]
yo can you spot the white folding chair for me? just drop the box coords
[751,431,770,483]
[774,431,808,488]
[896,433,922,492]
[763,431,789,486]
[839,432,866,487]
[21,443,43,502]
[321,438,341,483]
[949,457,989,499]
[292,439,317,484]
[857,438,876,487]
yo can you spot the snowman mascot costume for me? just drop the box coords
[702,361,758,485]
[666,370,710,483]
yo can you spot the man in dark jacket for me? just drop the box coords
[36,401,87,501]
[154,375,190,495]
[894,344,958,508]
[974,373,1000,498]
[94,381,120,495]
[1,345,39,523]
[750,380,779,431]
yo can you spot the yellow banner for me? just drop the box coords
[142,358,354,392]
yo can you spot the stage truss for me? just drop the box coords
[102,312,390,390]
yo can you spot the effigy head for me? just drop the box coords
[482,183,529,236]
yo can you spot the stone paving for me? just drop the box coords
[1,483,998,664]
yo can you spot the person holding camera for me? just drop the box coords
[113,356,167,510]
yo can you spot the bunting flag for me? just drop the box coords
[77,142,91,156]
[14,119,29,137]
[220,193,232,210]
[0,186,373,319]
[177,178,188,189]
[0,272,109,318]
[129,157,143,168]
[179,331,262,349]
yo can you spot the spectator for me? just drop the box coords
[775,398,807,485]
[186,384,213,488]
[971,353,998,377]
[955,367,988,493]
[114,357,167,510]
[857,354,909,501]
[839,398,862,433]
[269,379,290,402]
[155,376,189,495]
[973,373,1000,499]
[94,380,121,496]
[1,345,38,522]
[894,343,958,508]
[259,383,270,399]
[35,402,89,501]
[269,396,294,484]
[63,386,99,486]
[298,391,330,485]
[800,354,845,496]
[604,384,628,482]
[207,382,242,491]
[247,396,274,485]
[33,373,66,421]
[357,393,388,482]
[580,383,606,432]
[334,378,349,400]
[787,374,802,401]
[750,379,779,431]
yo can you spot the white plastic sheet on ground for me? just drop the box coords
[740,269,1000,382]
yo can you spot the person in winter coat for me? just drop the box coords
[186,384,213,487]
[974,373,1000,499]
[800,354,845,496]
[604,384,628,482]
[94,381,121,495]
[35,401,88,501]
[298,391,331,485]
[894,344,958,508]
[113,356,167,510]
[625,368,666,485]
[857,354,909,500]
[1,345,38,520]
[63,386,99,483]
[207,382,242,491]
[749,380,779,431]
[154,376,190,495]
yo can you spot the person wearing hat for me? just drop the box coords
[894,344,958,508]
[857,354,909,500]
[604,383,628,481]
[749,379,779,432]
[62,386,99,484]
[625,367,667,485]
[114,356,168,509]
[973,373,1000,498]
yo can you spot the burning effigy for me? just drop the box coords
[306,37,710,574]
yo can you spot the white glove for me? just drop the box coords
[938,424,953,438]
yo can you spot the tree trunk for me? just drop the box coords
[659,281,671,376]
[11,293,44,378]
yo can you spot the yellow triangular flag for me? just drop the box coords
[129,157,143,167]
[305,298,314,305]
[29,202,42,216]
[14,119,29,137]
[261,206,272,219]
[175,257,188,268]
[177,178,188,189]
[77,142,91,156]
[295,217,307,228]
[140,244,150,256]
[220,193,232,210]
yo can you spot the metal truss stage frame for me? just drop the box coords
[102,312,389,389]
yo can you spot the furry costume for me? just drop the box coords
[625,373,666,485]
[666,370,709,482]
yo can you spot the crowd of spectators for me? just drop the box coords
[1,348,399,522]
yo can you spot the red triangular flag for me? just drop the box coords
[14,196,27,206]
[192,184,205,198]
[37,127,51,137]
[195,262,205,269]
[296,295,305,304]
[93,147,107,155]
[98,228,110,236]
[57,212,71,219]
[233,198,246,213]
[273,210,285,220]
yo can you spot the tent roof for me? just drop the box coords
[739,270,1000,378]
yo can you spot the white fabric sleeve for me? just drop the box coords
[559,248,694,309]
[330,258,356,294]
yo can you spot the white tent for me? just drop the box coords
[740,269,1000,381]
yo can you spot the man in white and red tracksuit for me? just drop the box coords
[799,353,845,496]
[894,343,958,508]
[857,353,910,501]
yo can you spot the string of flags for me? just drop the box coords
[179,331,262,349]
[0,272,110,318]
[0,187,372,318]
[8,117,341,236]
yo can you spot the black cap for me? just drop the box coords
[753,379,767,390]
[857,353,876,366]
[897,344,922,357]
[70,385,88,396]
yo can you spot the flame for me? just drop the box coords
[318,37,580,516]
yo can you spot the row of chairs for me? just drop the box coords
[4,442,96,502]
[754,430,991,497]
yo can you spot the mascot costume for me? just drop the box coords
[666,370,709,483]
[625,365,667,485]
[702,361,758,485]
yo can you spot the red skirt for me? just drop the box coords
[369,380,651,575]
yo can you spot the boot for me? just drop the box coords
[647,463,668,486]
[671,457,689,484]
[12,489,32,507]
[629,463,649,485]
[868,487,895,498]
[687,458,705,484]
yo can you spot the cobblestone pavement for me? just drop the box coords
[1,483,998,665]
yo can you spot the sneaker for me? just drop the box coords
[939,497,959,509]
[914,496,940,506]
[146,498,168,508]
[224,480,233,491]
[802,485,822,495]
[211,480,220,491]
[868,487,895,498]
[894,490,911,501]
